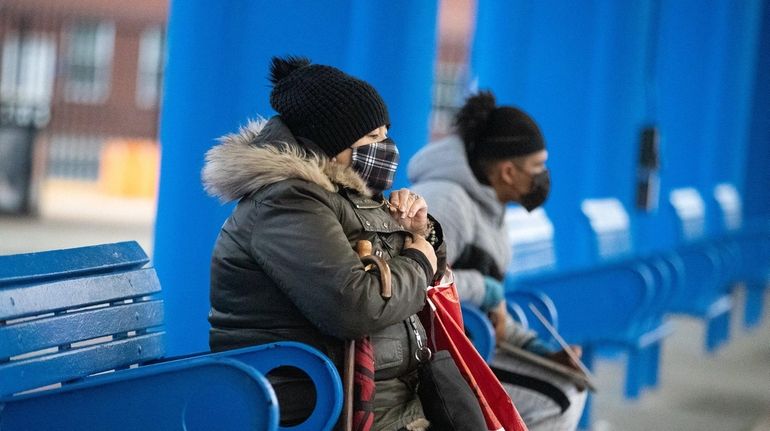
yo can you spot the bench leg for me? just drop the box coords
[705,296,732,353]
[744,281,767,329]
[645,342,661,389]
[705,311,729,353]
[625,348,643,399]
[577,346,595,430]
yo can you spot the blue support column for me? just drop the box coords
[638,0,724,252]
[576,0,655,254]
[344,0,439,189]
[154,1,438,356]
[643,0,763,250]
[745,1,770,222]
[473,0,655,269]
[155,0,355,356]
[699,0,762,236]
[472,0,603,270]
[743,1,770,329]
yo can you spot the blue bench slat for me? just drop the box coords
[0,241,149,287]
[0,268,160,320]
[0,300,163,359]
[512,263,655,344]
[0,332,164,397]
[0,357,279,431]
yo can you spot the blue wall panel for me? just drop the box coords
[473,0,602,269]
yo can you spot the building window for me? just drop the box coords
[0,32,56,126]
[136,26,165,109]
[64,21,115,104]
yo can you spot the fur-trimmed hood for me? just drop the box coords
[202,116,371,202]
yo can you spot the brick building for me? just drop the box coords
[0,0,167,184]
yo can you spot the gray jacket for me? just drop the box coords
[408,135,536,347]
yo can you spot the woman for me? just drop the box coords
[202,56,445,431]
[408,91,586,431]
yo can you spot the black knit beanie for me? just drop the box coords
[268,56,390,157]
[455,91,545,162]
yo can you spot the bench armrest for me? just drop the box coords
[460,303,496,362]
[205,341,343,431]
[0,357,279,431]
[507,262,655,345]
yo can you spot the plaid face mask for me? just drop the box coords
[351,138,400,195]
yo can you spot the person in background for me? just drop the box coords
[408,90,587,431]
[203,55,446,431]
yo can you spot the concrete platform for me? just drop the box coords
[591,288,770,431]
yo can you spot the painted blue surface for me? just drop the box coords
[0,241,148,287]
[745,1,770,221]
[206,341,344,431]
[510,263,654,348]
[0,241,167,397]
[345,1,439,190]
[1,358,279,431]
[1,241,343,431]
[460,303,496,362]
[1,333,166,397]
[0,268,160,320]
[0,300,163,359]
[642,0,763,253]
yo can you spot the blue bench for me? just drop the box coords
[0,241,342,431]
[461,292,560,364]
[733,220,770,328]
[710,183,770,329]
[580,197,677,398]
[667,187,733,351]
[503,206,658,428]
[506,206,660,380]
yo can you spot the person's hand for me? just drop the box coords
[547,345,583,371]
[488,301,509,345]
[480,276,504,312]
[548,345,587,391]
[404,234,437,276]
[388,188,429,235]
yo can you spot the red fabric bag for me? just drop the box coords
[419,278,528,431]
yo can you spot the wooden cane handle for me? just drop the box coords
[360,255,392,298]
[356,240,392,299]
[356,240,372,257]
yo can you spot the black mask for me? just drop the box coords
[519,169,550,211]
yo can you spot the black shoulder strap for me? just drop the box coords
[452,244,504,281]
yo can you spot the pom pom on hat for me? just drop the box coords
[268,55,389,157]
